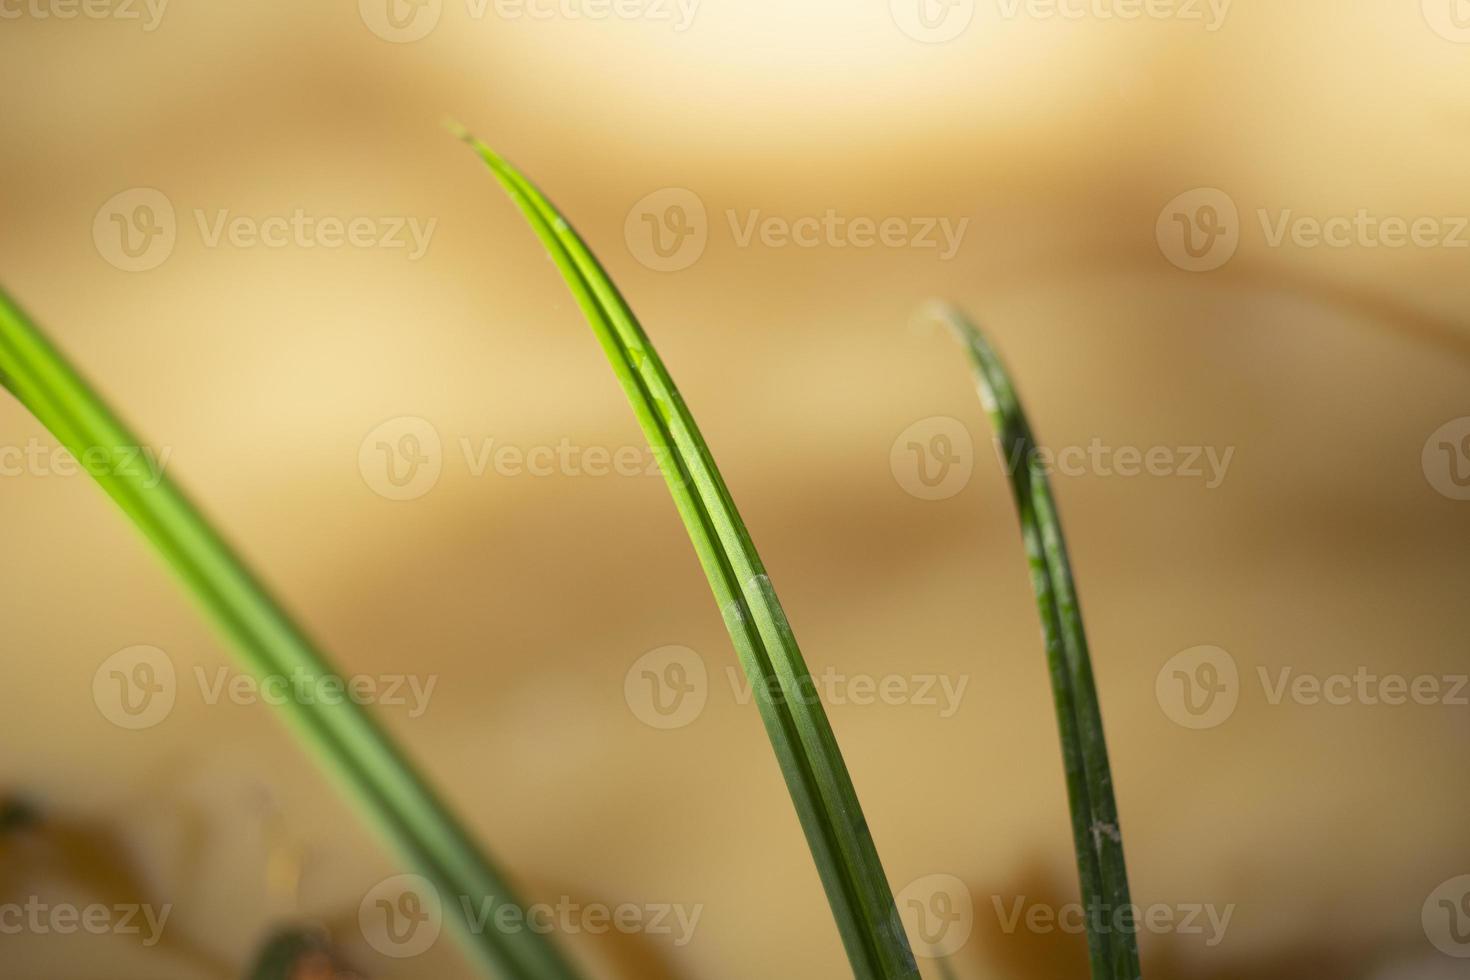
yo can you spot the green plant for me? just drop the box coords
[246,927,341,980]
[453,134,1140,977]
[456,127,919,980]
[933,302,1140,979]
[456,137,1139,980]
[0,289,576,980]
[0,141,1138,980]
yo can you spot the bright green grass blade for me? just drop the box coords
[930,303,1140,980]
[0,288,579,980]
[457,129,919,980]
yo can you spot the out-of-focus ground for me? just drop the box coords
[1,1,1469,976]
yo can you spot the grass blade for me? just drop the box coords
[457,129,919,980]
[245,928,338,980]
[930,303,1140,979]
[0,288,579,980]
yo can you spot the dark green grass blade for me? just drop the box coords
[457,129,918,980]
[245,928,335,980]
[0,287,578,980]
[932,303,1140,979]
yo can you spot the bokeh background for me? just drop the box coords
[3,0,1470,976]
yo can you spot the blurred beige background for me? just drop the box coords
[2,0,1470,976]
